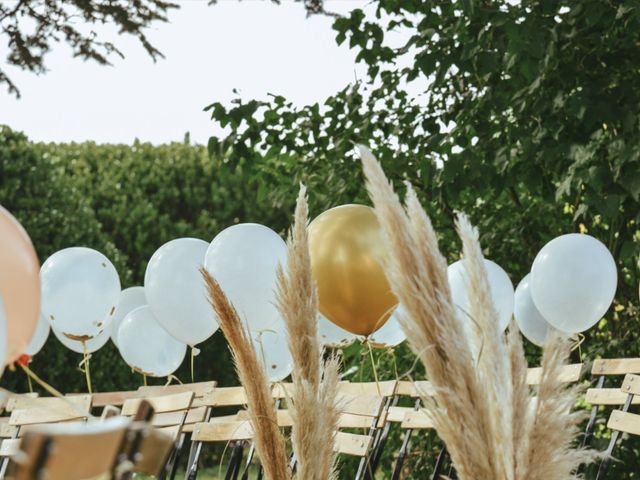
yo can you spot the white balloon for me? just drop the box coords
[448,259,515,332]
[531,233,617,333]
[0,295,8,371]
[118,306,187,378]
[368,307,407,348]
[52,324,111,354]
[145,238,218,346]
[41,247,120,339]
[252,323,293,382]
[318,314,356,349]
[24,313,50,356]
[205,224,287,333]
[110,286,146,348]
[514,274,551,347]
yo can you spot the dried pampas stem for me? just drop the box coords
[276,184,340,480]
[201,270,290,480]
[359,145,594,480]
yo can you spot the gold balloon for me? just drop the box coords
[309,204,397,337]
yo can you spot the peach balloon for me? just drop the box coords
[0,205,41,363]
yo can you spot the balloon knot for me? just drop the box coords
[17,354,32,367]
[191,346,201,356]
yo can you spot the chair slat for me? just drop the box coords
[122,391,194,416]
[89,390,141,408]
[338,394,384,417]
[200,387,247,407]
[607,410,640,436]
[383,406,415,424]
[401,410,434,430]
[192,421,254,442]
[138,381,216,399]
[8,395,91,414]
[9,396,92,426]
[0,439,19,457]
[585,388,640,406]
[526,364,583,385]
[592,358,640,376]
[338,381,398,398]
[621,374,640,396]
[333,432,372,457]
[151,406,207,428]
[395,381,436,398]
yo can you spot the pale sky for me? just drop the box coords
[0,0,370,145]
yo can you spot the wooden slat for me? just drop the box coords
[270,383,294,400]
[1,393,38,413]
[157,424,181,439]
[607,410,640,436]
[401,410,434,430]
[621,374,640,396]
[9,396,92,426]
[138,381,216,398]
[0,423,18,438]
[338,381,398,398]
[526,364,583,385]
[338,394,384,417]
[121,391,193,416]
[7,395,91,413]
[151,406,207,427]
[592,358,640,376]
[0,438,20,457]
[585,388,640,406]
[89,390,141,408]
[200,387,247,407]
[333,432,372,457]
[192,421,254,442]
[384,406,415,424]
[395,381,436,398]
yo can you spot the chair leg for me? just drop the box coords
[595,393,633,480]
[583,375,605,448]
[391,428,412,480]
[431,447,447,480]
[168,433,185,480]
[225,443,244,480]
[366,395,400,479]
[186,441,203,480]
[240,443,256,480]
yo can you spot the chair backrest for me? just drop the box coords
[606,374,640,437]
[526,363,584,385]
[337,381,398,398]
[88,390,142,408]
[8,417,130,480]
[121,391,194,439]
[587,359,640,407]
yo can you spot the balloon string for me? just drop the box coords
[18,363,96,420]
[25,369,33,393]
[81,341,93,394]
[366,340,381,396]
[570,333,585,362]
[165,374,183,386]
[388,347,400,381]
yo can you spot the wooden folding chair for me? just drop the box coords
[185,386,248,480]
[583,358,640,447]
[391,364,583,480]
[6,416,129,480]
[595,374,640,479]
[190,392,385,479]
[121,391,195,480]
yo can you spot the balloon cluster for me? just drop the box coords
[514,234,617,345]
[1,200,619,384]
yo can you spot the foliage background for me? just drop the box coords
[1,0,640,478]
